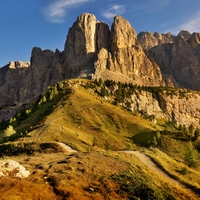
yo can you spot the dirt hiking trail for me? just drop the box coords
[56,142,77,153]
[121,150,199,198]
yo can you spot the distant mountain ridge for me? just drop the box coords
[138,30,200,89]
[1,13,200,120]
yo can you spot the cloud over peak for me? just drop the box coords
[42,0,92,23]
[102,4,125,20]
[167,11,200,35]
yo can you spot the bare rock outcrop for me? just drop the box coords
[94,16,164,86]
[0,159,30,178]
[0,61,30,106]
[63,13,98,78]
[27,47,64,101]
[138,31,174,49]
[0,47,65,111]
[139,30,200,90]
[130,89,200,128]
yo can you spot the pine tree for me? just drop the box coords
[194,129,200,140]
[100,86,106,97]
[185,142,199,168]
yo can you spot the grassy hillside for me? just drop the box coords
[0,79,157,150]
[1,79,200,199]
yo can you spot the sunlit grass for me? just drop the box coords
[145,148,200,193]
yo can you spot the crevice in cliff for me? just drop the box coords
[153,91,170,119]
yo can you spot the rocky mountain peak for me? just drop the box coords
[8,61,30,69]
[178,30,191,40]
[139,29,200,90]
[111,15,137,51]
[188,32,200,48]
[137,31,174,50]
[95,15,164,86]
[0,13,165,109]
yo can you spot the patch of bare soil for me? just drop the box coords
[0,151,129,200]
[56,142,77,153]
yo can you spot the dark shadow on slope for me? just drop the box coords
[131,131,156,147]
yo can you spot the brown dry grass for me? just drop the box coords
[0,151,130,200]
[0,148,199,200]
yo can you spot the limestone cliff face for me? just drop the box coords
[63,13,97,78]
[63,13,112,79]
[27,47,64,101]
[0,61,29,106]
[0,13,164,109]
[62,13,164,85]
[138,30,200,90]
[130,90,200,128]
[0,47,64,108]
[94,16,164,86]
[138,31,174,50]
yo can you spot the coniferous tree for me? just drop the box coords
[97,78,102,87]
[100,86,106,97]
[194,129,200,140]
[185,142,199,168]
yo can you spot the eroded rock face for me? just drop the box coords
[0,13,164,110]
[94,16,164,86]
[64,13,98,78]
[138,30,200,90]
[138,31,174,49]
[0,47,65,110]
[9,61,30,69]
[0,62,29,106]
[130,90,200,128]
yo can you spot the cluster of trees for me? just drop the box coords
[148,131,161,147]
[94,78,137,105]
[0,80,70,139]
[176,124,200,141]
[94,78,193,100]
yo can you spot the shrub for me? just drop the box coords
[92,137,98,146]
[3,125,16,138]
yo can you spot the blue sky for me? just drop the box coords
[1,0,200,67]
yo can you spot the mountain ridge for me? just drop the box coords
[0,13,164,108]
[138,30,200,89]
[1,12,200,123]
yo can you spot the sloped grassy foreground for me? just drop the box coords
[1,149,198,199]
[0,79,200,199]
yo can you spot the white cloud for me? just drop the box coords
[42,0,93,23]
[102,4,125,20]
[167,11,200,35]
